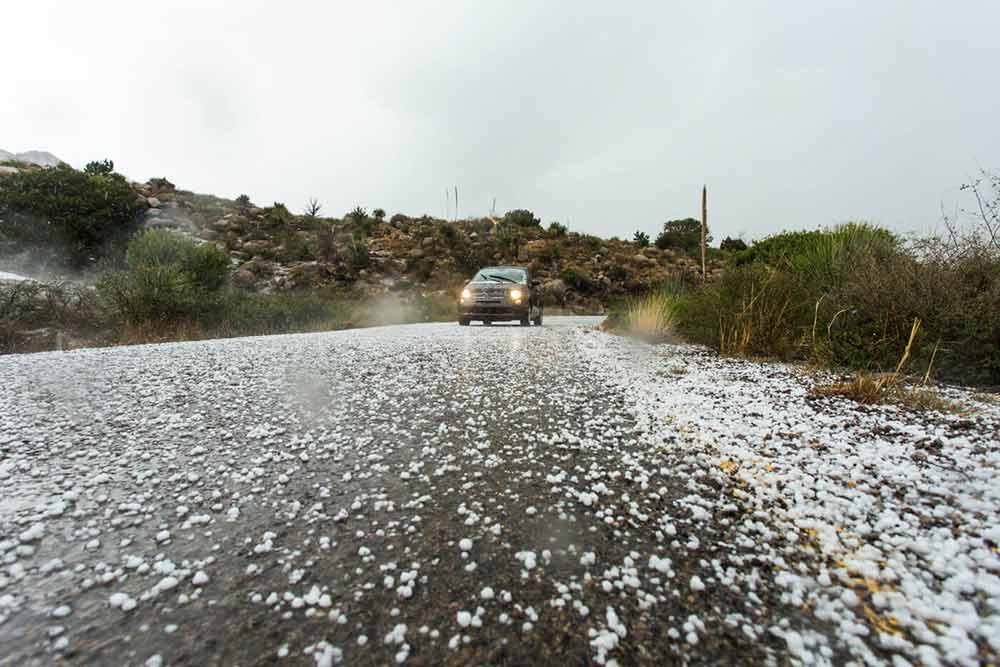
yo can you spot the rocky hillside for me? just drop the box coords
[0,149,63,168]
[0,156,723,312]
[127,180,721,312]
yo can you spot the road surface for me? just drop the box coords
[1,317,998,666]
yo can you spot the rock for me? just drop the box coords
[0,166,20,176]
[421,237,435,248]
[543,279,567,298]
[147,197,161,208]
[242,240,272,255]
[523,240,549,258]
[632,253,655,266]
[408,248,424,259]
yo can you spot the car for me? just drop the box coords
[458,265,543,326]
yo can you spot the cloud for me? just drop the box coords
[2,0,998,241]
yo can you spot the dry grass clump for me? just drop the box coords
[811,373,963,413]
[624,292,677,342]
[811,319,964,413]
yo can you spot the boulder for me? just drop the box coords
[408,248,424,259]
[147,197,161,208]
[232,268,256,288]
[523,240,549,258]
[242,240,272,255]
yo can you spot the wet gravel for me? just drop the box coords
[1,317,997,666]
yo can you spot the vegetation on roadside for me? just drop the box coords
[0,229,457,353]
[0,162,144,267]
[606,172,1000,388]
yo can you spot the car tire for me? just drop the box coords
[520,315,530,326]
[533,309,543,326]
[459,318,469,326]
[483,320,492,326]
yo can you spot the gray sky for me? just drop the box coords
[3,1,998,241]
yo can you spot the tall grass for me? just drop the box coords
[676,222,1000,384]
[625,293,677,341]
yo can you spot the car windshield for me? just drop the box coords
[473,267,526,284]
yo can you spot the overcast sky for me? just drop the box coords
[3,1,998,241]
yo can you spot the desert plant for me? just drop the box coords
[719,236,747,252]
[547,221,568,238]
[504,209,541,228]
[0,163,144,265]
[101,230,231,324]
[127,230,230,290]
[624,290,678,341]
[345,235,370,270]
[633,231,650,247]
[305,198,322,218]
[655,218,706,253]
[83,159,114,175]
[373,208,386,221]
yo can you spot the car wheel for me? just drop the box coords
[459,318,469,326]
[520,314,530,326]
[533,309,543,326]
[483,320,492,326]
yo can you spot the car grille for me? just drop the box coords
[473,286,507,303]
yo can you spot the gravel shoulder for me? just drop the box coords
[1,317,998,666]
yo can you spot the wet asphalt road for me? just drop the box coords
[8,317,986,666]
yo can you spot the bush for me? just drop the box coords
[623,289,679,341]
[633,231,650,247]
[101,230,230,324]
[675,221,1000,384]
[345,236,370,270]
[504,209,541,228]
[373,208,386,220]
[127,230,230,289]
[1,281,104,353]
[83,159,114,175]
[719,236,747,252]
[0,163,144,265]
[560,266,595,293]
[547,221,568,238]
[655,218,705,253]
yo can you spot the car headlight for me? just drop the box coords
[461,289,471,300]
[509,289,522,301]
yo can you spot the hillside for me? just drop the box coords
[124,179,721,312]
[0,148,63,167]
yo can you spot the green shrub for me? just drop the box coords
[719,236,747,252]
[127,230,230,289]
[83,159,115,175]
[655,218,705,253]
[547,221,568,238]
[633,231,650,247]
[345,236,370,270]
[560,266,595,293]
[101,230,230,324]
[0,163,143,265]
[580,234,603,252]
[676,221,999,384]
[504,209,540,228]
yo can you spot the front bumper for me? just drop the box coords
[459,302,529,320]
